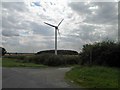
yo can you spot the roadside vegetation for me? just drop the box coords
[26,54,80,66]
[80,40,119,67]
[65,66,119,88]
[3,54,80,67]
[65,40,119,88]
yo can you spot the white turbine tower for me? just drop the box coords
[44,19,64,55]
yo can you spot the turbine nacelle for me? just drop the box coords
[44,19,64,30]
[55,27,58,30]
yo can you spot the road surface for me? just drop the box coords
[2,67,75,88]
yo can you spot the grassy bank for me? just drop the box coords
[2,58,47,68]
[65,66,119,88]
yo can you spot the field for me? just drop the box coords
[2,58,47,68]
[65,66,119,88]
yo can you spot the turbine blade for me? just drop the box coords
[58,19,64,27]
[57,29,61,36]
[44,22,56,27]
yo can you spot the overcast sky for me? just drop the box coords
[1,0,118,53]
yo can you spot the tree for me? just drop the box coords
[80,41,120,67]
[0,47,7,56]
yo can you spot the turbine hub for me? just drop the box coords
[55,27,58,29]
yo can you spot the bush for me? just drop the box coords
[27,54,80,66]
[63,55,80,65]
[43,55,63,66]
[36,50,78,55]
[80,41,120,67]
[37,54,51,64]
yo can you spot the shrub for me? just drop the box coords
[63,55,80,65]
[80,41,120,67]
[27,54,80,66]
[36,50,78,55]
[43,55,63,66]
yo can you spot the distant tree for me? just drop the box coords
[0,47,7,56]
[36,50,78,55]
[80,40,120,67]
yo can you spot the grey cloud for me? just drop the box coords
[68,2,118,43]
[2,3,30,37]
[60,35,80,44]
[2,2,54,37]
[69,25,108,42]
[2,29,19,37]
[69,2,118,25]
[2,4,30,30]
[73,24,117,42]
[68,2,92,15]
[2,13,28,37]
[71,25,97,41]
[2,16,21,30]
[2,2,28,12]
[2,36,20,46]
[2,15,20,37]
[84,2,118,24]
[29,22,54,36]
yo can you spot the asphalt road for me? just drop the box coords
[2,67,75,88]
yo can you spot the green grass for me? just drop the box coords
[65,66,119,88]
[2,58,47,68]
[0,58,2,66]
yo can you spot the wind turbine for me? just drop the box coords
[44,19,64,55]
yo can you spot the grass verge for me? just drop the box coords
[2,58,47,68]
[65,66,119,88]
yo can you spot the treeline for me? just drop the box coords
[80,40,120,67]
[0,47,7,56]
[36,50,78,55]
[2,40,119,67]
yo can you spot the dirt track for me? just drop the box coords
[2,67,74,88]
